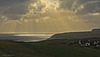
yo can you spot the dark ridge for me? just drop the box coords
[50,29,100,39]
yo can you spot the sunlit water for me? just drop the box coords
[0,34,53,42]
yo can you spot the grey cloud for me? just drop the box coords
[59,0,75,9]
[59,0,100,15]
[0,0,100,20]
[77,1,100,14]
[0,0,32,20]
[0,0,29,6]
[0,0,30,13]
[80,15,100,28]
[59,0,100,29]
[0,0,100,32]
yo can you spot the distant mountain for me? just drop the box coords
[50,29,100,39]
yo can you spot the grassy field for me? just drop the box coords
[0,38,100,57]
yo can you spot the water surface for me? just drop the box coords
[0,33,53,42]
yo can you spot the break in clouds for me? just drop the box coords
[0,0,100,32]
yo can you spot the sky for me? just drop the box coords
[0,0,100,33]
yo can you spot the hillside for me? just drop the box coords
[50,29,100,39]
[0,38,100,57]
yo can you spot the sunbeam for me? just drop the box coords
[0,0,100,33]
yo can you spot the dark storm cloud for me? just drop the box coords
[0,0,100,32]
[59,0,79,10]
[0,0,100,22]
[0,0,32,20]
[77,1,100,14]
[59,0,100,15]
[0,0,30,13]
[0,0,29,6]
[58,0,100,29]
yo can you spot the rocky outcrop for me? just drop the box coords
[50,29,100,39]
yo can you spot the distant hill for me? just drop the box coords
[50,29,100,39]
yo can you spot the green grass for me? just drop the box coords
[0,38,100,57]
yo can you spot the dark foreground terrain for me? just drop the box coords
[0,38,100,57]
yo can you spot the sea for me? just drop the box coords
[0,33,53,42]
